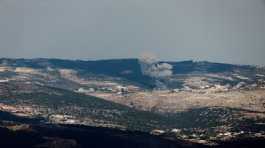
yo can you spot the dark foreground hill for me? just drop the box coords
[1,111,265,148]
[0,110,202,148]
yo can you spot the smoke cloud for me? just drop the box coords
[138,53,173,78]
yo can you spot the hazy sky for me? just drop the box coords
[0,0,265,65]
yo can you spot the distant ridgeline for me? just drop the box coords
[0,58,257,88]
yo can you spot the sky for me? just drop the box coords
[0,0,265,65]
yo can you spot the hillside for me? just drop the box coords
[0,58,265,146]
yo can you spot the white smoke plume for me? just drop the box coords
[138,53,173,78]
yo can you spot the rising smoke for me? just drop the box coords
[138,53,173,89]
[138,53,173,78]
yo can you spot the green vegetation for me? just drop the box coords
[1,85,264,134]
[3,87,176,131]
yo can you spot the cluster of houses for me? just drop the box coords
[76,84,140,95]
[171,80,265,94]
